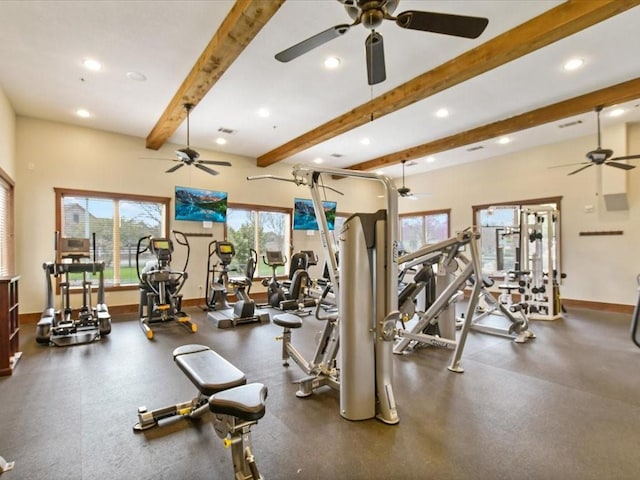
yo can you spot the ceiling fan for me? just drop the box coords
[397,160,430,199]
[159,103,231,176]
[553,106,640,176]
[275,0,489,85]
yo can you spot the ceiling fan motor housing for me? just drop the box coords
[345,0,399,28]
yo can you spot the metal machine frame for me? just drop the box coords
[250,164,400,425]
[136,230,196,339]
[36,233,111,346]
[519,206,563,320]
[393,230,485,373]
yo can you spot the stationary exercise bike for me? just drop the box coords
[262,250,316,312]
[136,230,197,339]
[205,240,269,328]
[36,233,112,346]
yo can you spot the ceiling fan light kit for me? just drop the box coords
[275,0,489,85]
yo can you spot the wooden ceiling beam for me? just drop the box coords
[257,0,640,167]
[146,0,285,150]
[345,77,640,172]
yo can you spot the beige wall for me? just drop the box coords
[13,114,640,313]
[0,87,16,180]
[397,122,640,306]
[14,116,381,314]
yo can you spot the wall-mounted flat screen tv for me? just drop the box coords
[175,186,227,222]
[293,198,337,231]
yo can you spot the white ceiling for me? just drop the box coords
[1,0,640,181]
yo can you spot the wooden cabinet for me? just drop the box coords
[0,276,20,376]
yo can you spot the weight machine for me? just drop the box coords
[36,233,111,346]
[518,206,564,320]
[393,230,485,372]
[249,164,399,425]
[205,240,269,328]
[136,230,197,339]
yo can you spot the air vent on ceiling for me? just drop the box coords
[406,160,418,167]
[558,120,583,129]
[330,153,343,158]
[217,127,236,134]
[466,145,484,152]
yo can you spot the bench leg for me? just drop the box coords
[212,415,262,480]
[133,391,208,431]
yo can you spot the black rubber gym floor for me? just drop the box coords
[1,305,638,479]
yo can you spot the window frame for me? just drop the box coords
[399,208,451,252]
[55,187,170,291]
[0,166,15,278]
[225,202,293,279]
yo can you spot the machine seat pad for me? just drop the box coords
[209,383,267,422]
[228,275,250,287]
[173,344,246,397]
[273,313,303,329]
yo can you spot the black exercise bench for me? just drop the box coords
[133,344,267,480]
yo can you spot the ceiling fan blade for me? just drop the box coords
[365,31,385,85]
[194,163,219,176]
[197,160,232,167]
[549,161,590,169]
[395,11,489,39]
[611,154,640,161]
[606,161,635,171]
[275,24,351,62]
[166,163,184,173]
[568,164,594,176]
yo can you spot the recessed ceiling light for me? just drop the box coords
[76,108,91,118]
[324,57,341,69]
[361,138,370,145]
[257,108,270,118]
[82,58,102,71]
[313,157,324,164]
[609,108,625,117]
[563,58,584,71]
[435,108,449,118]
[126,71,147,81]
[426,156,435,163]
[497,137,511,145]
[215,137,227,145]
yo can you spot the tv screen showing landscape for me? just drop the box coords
[175,186,227,222]
[293,198,336,231]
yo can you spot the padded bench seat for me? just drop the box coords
[273,313,303,329]
[173,344,246,396]
[210,383,268,422]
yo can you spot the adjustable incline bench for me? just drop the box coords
[133,344,267,480]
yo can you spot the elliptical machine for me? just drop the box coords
[136,230,197,339]
[205,240,269,328]
[36,232,111,346]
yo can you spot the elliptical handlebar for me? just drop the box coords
[135,235,152,283]
[172,230,190,274]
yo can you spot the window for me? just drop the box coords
[473,197,561,276]
[226,203,292,277]
[0,169,14,277]
[399,209,450,253]
[55,188,170,288]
